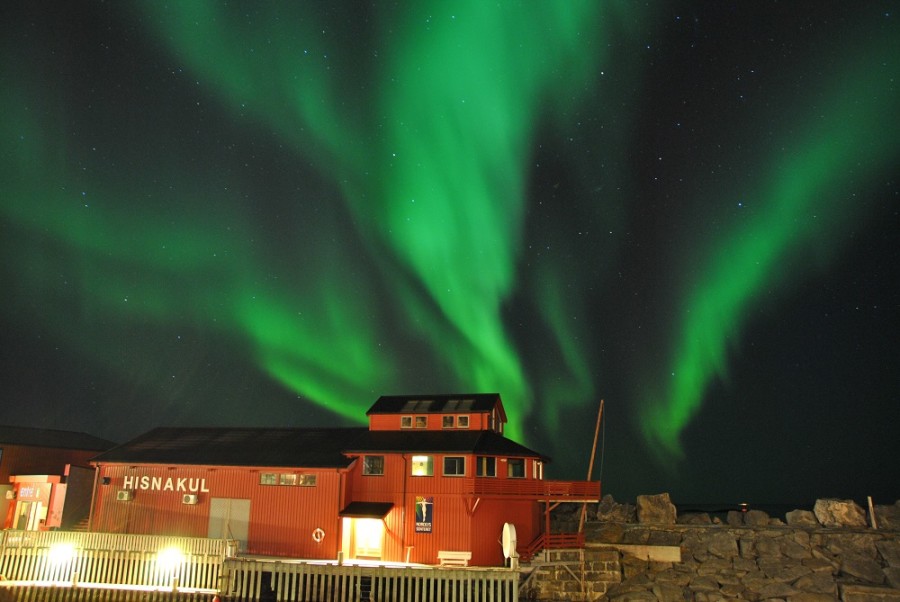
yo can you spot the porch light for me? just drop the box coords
[48,542,76,565]
[156,546,184,572]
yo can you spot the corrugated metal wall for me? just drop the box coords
[92,464,346,559]
[0,444,98,483]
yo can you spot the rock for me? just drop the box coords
[677,512,712,525]
[588,521,625,543]
[792,571,837,595]
[813,498,867,528]
[706,531,739,559]
[744,509,770,527]
[884,567,900,589]
[788,594,837,602]
[651,583,687,602]
[876,540,900,568]
[873,501,900,529]
[786,509,819,527]
[636,493,677,525]
[839,584,900,601]
[597,494,637,523]
[726,510,744,526]
[841,550,886,584]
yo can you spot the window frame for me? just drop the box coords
[363,455,385,476]
[443,456,466,477]
[457,415,470,428]
[476,456,496,477]
[411,455,434,476]
[442,415,455,428]
[507,458,526,479]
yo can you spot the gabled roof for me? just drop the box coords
[91,424,549,468]
[0,425,116,451]
[92,427,368,469]
[367,393,507,420]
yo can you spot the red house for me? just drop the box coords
[89,394,599,566]
[1,425,115,531]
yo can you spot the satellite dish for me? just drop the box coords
[501,523,518,559]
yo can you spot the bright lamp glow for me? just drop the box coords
[48,542,76,565]
[156,547,184,572]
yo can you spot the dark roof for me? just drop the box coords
[91,425,549,468]
[339,502,393,518]
[0,425,116,451]
[348,430,549,461]
[367,393,504,417]
[92,427,369,468]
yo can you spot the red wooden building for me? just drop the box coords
[1,425,115,531]
[89,394,599,566]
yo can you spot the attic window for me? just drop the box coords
[457,416,469,428]
[414,416,427,428]
[401,416,412,428]
[442,416,455,428]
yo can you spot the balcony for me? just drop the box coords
[463,478,600,502]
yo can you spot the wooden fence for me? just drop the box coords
[0,530,228,592]
[223,558,520,602]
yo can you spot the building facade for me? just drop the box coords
[1,425,115,531]
[89,394,599,566]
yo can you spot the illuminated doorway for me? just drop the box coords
[342,517,384,559]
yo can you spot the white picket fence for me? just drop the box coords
[0,530,228,592]
[224,558,519,602]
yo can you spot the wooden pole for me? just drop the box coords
[579,399,605,534]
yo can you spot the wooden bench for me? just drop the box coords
[437,550,472,567]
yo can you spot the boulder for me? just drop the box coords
[636,493,676,525]
[876,540,900,568]
[597,494,637,523]
[677,512,712,525]
[744,509,770,527]
[873,501,900,529]
[839,584,900,601]
[840,550,886,584]
[786,509,819,527]
[813,498,867,528]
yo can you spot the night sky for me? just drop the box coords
[2,1,898,508]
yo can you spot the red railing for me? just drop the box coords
[463,478,600,500]
[518,532,586,562]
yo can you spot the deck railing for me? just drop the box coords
[517,532,585,562]
[224,558,519,602]
[465,478,600,500]
[0,530,227,591]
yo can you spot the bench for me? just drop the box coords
[437,550,472,567]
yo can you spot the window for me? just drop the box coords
[507,458,525,478]
[411,455,434,476]
[259,473,277,485]
[363,455,385,476]
[280,474,298,486]
[457,416,469,428]
[476,456,496,477]
[276,473,316,486]
[442,415,455,428]
[415,416,427,428]
[401,416,413,428]
[298,474,317,487]
[443,456,465,476]
[533,460,544,480]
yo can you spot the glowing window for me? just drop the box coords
[401,416,413,428]
[259,473,277,485]
[443,456,465,476]
[415,416,427,428]
[411,455,433,476]
[298,474,317,487]
[280,474,298,486]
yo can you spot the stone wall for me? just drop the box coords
[524,495,900,602]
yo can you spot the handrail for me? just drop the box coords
[463,478,600,499]
[517,532,585,561]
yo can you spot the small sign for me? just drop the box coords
[415,496,433,533]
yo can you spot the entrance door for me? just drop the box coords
[208,498,250,553]
[352,518,384,559]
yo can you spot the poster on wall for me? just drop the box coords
[415,496,433,533]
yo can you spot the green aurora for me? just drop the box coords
[1,2,897,488]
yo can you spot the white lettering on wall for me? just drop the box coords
[120,475,210,493]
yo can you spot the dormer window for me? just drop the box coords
[401,416,412,428]
[442,416,454,428]
[457,416,469,428]
[414,416,427,428]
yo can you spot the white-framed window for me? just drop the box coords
[443,456,466,476]
[280,474,298,486]
[363,455,385,476]
[411,455,434,476]
[457,415,469,428]
[298,474,317,487]
[442,415,455,428]
[476,456,496,477]
[415,416,427,428]
[507,458,525,479]
[533,460,544,480]
[260,473,277,485]
[401,416,413,428]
